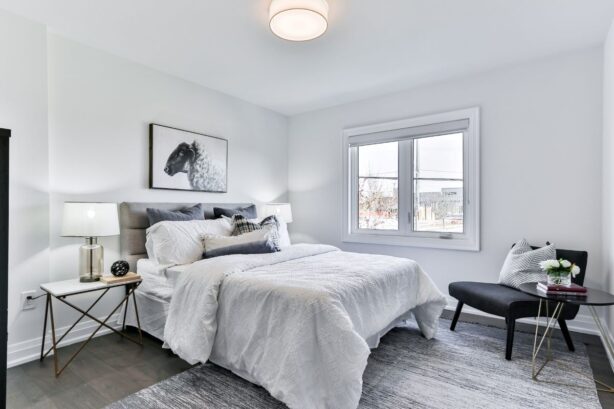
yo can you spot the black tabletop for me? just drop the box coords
[518,282,614,306]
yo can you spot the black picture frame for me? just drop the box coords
[149,123,228,193]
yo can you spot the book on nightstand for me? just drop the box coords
[100,272,141,284]
[536,281,587,296]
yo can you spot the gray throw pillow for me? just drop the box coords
[498,239,556,288]
[202,229,279,259]
[146,204,203,226]
[212,205,257,219]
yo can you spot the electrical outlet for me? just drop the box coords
[21,290,37,310]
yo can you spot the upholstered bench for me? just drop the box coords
[448,248,588,360]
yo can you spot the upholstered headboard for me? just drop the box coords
[119,202,254,270]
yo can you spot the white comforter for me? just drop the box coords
[164,244,446,409]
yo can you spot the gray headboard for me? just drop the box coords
[119,202,254,270]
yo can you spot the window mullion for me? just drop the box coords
[350,146,359,233]
[398,140,411,235]
[408,139,414,234]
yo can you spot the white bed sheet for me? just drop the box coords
[136,259,189,286]
[163,244,447,409]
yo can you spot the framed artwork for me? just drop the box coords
[149,123,228,193]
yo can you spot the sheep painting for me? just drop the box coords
[150,124,227,192]
[164,141,226,192]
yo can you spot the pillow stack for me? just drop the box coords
[498,239,556,288]
[144,203,293,262]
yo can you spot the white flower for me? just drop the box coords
[571,265,581,277]
[560,260,571,268]
[540,259,560,271]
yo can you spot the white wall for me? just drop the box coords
[4,16,289,365]
[603,20,614,340]
[0,10,50,361]
[289,48,604,327]
[44,33,288,349]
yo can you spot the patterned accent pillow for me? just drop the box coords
[231,215,281,251]
[498,239,556,288]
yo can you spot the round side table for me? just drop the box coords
[518,282,614,393]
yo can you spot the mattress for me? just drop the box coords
[136,258,190,287]
[133,259,190,302]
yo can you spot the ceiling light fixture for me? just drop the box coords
[269,0,329,42]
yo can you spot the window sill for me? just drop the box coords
[342,232,480,251]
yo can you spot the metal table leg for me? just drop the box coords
[531,300,614,393]
[42,283,143,377]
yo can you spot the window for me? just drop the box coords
[343,108,480,251]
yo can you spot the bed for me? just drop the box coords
[119,202,447,409]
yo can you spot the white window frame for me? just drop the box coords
[341,107,480,251]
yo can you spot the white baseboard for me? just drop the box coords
[7,313,122,368]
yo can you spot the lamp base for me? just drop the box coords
[79,237,104,282]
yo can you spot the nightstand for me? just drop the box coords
[39,277,143,377]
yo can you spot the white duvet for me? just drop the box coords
[164,244,446,409]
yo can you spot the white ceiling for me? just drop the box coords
[1,0,614,115]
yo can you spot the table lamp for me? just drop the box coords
[263,203,293,223]
[61,202,120,282]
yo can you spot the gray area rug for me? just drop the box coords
[107,320,601,409]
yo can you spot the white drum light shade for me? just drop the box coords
[61,202,120,237]
[269,0,329,41]
[263,203,293,223]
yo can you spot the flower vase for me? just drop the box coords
[547,271,572,287]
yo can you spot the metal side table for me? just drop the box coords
[39,277,143,377]
[518,282,614,393]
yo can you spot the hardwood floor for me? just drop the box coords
[7,330,191,409]
[6,315,614,409]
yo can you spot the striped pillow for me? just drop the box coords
[231,214,278,235]
[202,228,280,259]
[498,239,556,288]
[231,214,281,249]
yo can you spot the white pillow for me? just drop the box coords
[276,219,291,248]
[498,239,556,288]
[146,218,233,265]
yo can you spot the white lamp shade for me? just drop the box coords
[269,0,329,41]
[61,202,120,237]
[263,203,293,223]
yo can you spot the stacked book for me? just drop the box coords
[100,272,141,284]
[536,281,587,296]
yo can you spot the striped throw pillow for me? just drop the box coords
[231,215,281,250]
[498,239,556,288]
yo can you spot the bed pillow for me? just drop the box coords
[212,204,257,219]
[498,239,556,288]
[202,228,280,259]
[146,218,233,265]
[276,218,291,248]
[146,204,204,226]
[231,214,287,249]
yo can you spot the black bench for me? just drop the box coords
[448,247,588,360]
